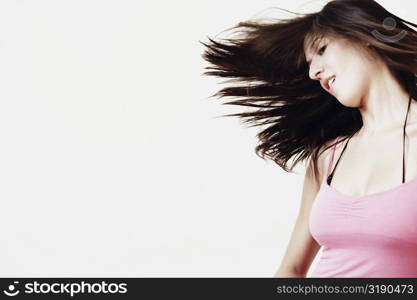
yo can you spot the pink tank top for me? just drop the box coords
[308,136,417,277]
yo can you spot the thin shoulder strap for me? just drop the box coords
[327,136,353,185]
[326,137,340,178]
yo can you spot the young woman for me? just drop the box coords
[201,0,417,277]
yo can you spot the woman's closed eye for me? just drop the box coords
[306,44,327,67]
[318,45,327,55]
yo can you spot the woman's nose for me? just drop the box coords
[309,65,324,81]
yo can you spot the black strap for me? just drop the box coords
[326,136,351,185]
[403,94,412,183]
[327,94,412,186]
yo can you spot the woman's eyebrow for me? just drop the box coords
[304,36,326,66]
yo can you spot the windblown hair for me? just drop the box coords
[200,0,417,183]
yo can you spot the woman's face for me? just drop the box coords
[304,34,380,107]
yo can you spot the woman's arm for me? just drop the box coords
[273,152,326,277]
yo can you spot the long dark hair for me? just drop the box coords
[200,0,417,183]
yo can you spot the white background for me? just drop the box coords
[0,0,415,276]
